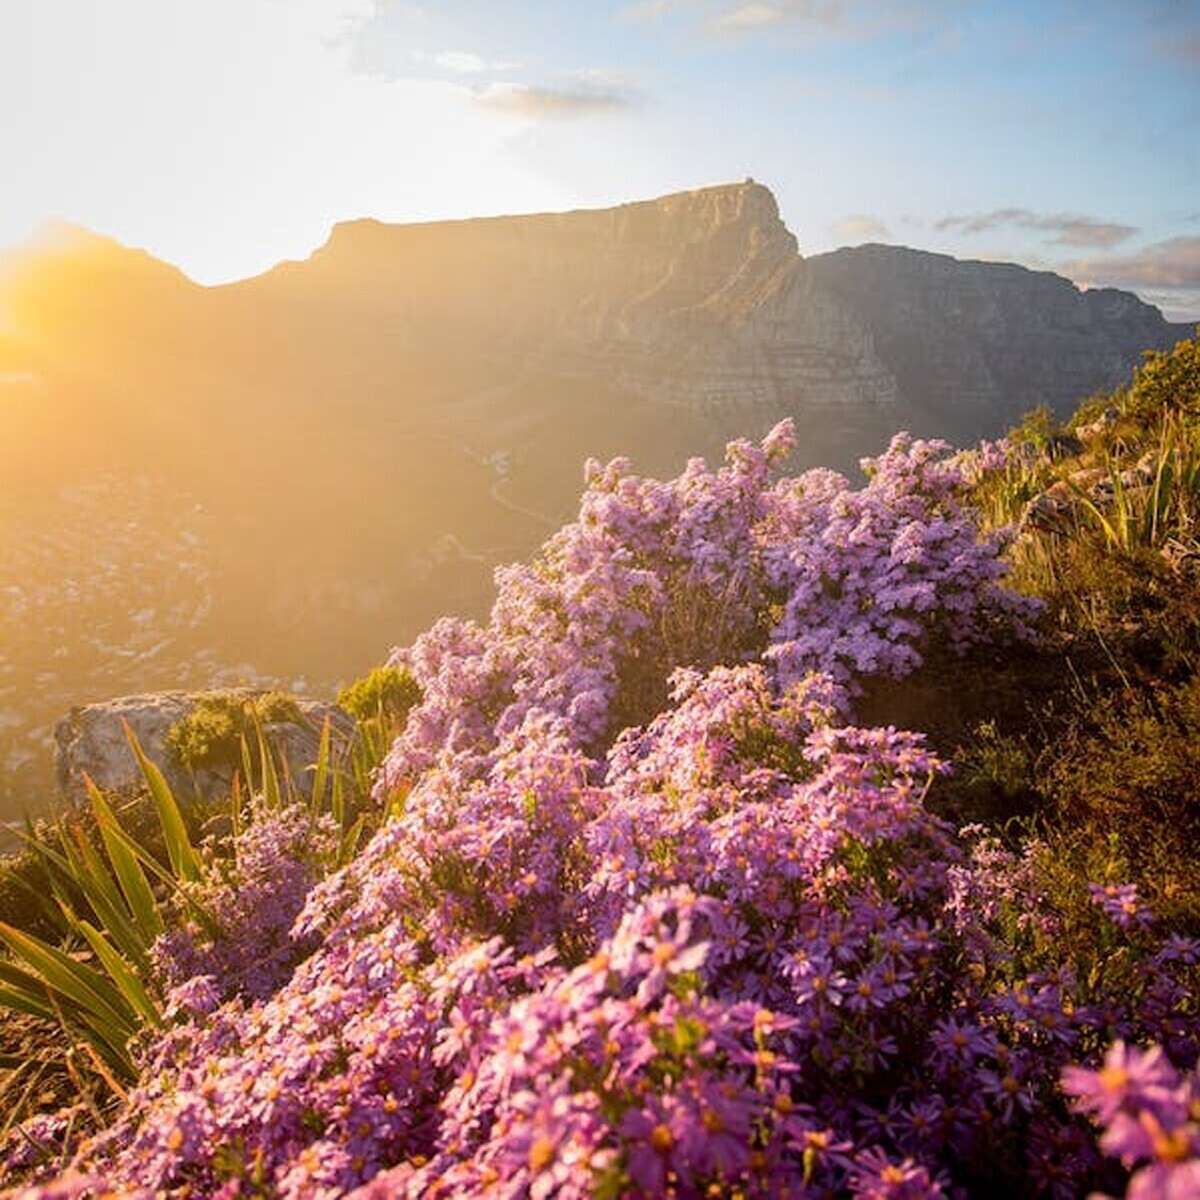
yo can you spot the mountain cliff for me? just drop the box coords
[224,181,896,411]
[807,244,1186,436]
[0,181,1191,813]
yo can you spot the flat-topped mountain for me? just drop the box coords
[0,181,1190,813]
[206,181,895,413]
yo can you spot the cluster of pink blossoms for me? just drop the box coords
[377,421,1040,793]
[4,425,1197,1199]
[1064,1041,1200,1199]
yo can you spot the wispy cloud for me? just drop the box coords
[934,208,1138,249]
[712,4,790,32]
[1065,237,1200,291]
[620,0,678,20]
[430,51,519,74]
[832,214,891,241]
[630,0,954,39]
[475,80,638,119]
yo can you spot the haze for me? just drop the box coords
[1,0,1198,319]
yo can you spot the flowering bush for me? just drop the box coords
[377,422,1039,796]
[6,424,1196,1199]
[1063,1041,1200,1199]
[151,799,341,1006]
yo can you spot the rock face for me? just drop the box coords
[260,181,898,411]
[807,245,1189,435]
[53,691,354,806]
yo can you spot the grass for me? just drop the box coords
[948,329,1200,934]
[0,681,409,1137]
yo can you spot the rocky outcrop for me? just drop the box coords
[53,691,354,806]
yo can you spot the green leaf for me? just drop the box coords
[0,860,68,936]
[255,716,281,812]
[0,959,59,1022]
[123,721,202,884]
[0,923,134,1036]
[86,780,164,950]
[76,921,162,1028]
[331,767,345,832]
[339,813,367,867]
[0,985,59,1024]
[310,717,332,820]
[58,824,146,970]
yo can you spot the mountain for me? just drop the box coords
[0,181,1190,814]
[807,243,1188,439]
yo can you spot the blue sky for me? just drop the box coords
[2,0,1198,318]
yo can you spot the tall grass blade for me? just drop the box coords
[76,922,161,1028]
[310,717,332,819]
[0,924,133,1029]
[86,781,164,949]
[255,717,281,811]
[123,721,202,885]
[0,861,67,936]
[230,769,244,843]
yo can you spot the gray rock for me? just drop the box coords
[53,690,355,806]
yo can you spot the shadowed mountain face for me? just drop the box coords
[0,182,1190,812]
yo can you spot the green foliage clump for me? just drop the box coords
[167,691,302,774]
[337,667,422,810]
[1045,676,1200,841]
[1125,327,1200,423]
[944,330,1200,933]
[337,665,421,724]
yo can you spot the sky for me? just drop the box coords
[1,0,1198,319]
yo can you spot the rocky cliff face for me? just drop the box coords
[264,181,898,411]
[807,245,1190,434]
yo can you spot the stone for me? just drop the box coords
[53,690,355,807]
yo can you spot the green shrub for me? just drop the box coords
[337,666,421,724]
[1126,327,1200,423]
[1045,677,1200,838]
[167,691,302,774]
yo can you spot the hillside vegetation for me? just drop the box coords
[2,333,1200,1198]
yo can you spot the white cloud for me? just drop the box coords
[0,0,550,280]
[434,50,488,73]
[832,214,891,242]
[475,82,637,119]
[431,50,519,74]
[713,4,786,32]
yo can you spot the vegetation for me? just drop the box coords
[337,665,421,725]
[2,332,1200,1196]
[166,691,303,776]
[952,328,1200,930]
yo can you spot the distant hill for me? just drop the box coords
[0,181,1190,813]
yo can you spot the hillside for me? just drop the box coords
[0,181,1190,813]
[2,332,1200,1197]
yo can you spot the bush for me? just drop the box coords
[1126,327,1200,423]
[337,665,421,724]
[166,691,302,774]
[8,418,1199,1199]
